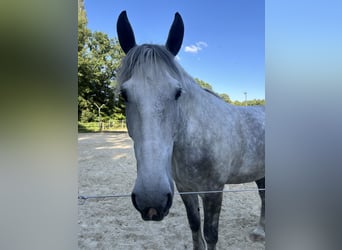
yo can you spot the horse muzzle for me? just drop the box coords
[131,192,173,221]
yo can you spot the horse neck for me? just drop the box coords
[177,77,236,133]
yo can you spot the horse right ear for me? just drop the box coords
[117,11,137,54]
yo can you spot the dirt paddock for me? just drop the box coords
[78,133,265,249]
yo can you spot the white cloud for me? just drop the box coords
[184,41,208,54]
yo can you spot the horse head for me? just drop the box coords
[117,11,184,221]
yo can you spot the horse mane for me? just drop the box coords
[203,88,222,99]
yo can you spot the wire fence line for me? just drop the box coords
[78,188,265,204]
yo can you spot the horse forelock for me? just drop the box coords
[118,44,184,86]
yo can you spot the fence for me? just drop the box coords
[78,120,127,132]
[78,188,265,205]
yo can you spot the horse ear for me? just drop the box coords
[117,11,137,54]
[165,12,184,56]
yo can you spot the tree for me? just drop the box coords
[219,93,232,104]
[194,78,213,91]
[78,4,125,122]
[78,0,90,53]
[233,100,243,106]
[232,99,265,106]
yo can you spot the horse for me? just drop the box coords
[116,11,265,250]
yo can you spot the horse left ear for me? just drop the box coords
[165,12,184,56]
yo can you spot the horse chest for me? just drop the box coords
[171,144,226,189]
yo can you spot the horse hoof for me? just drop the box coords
[249,227,265,242]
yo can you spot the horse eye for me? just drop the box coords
[175,88,182,100]
[120,89,128,102]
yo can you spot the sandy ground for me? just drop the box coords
[78,133,265,249]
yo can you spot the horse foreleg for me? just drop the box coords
[250,177,265,241]
[180,193,206,250]
[202,192,223,250]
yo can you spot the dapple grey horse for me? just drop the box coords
[116,11,265,250]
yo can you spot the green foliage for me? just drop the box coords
[78,5,125,123]
[233,99,265,106]
[194,77,264,106]
[78,121,127,132]
[78,11,89,52]
[194,78,213,91]
[219,93,232,104]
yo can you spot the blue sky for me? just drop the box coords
[84,0,264,101]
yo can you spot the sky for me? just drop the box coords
[84,0,264,101]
